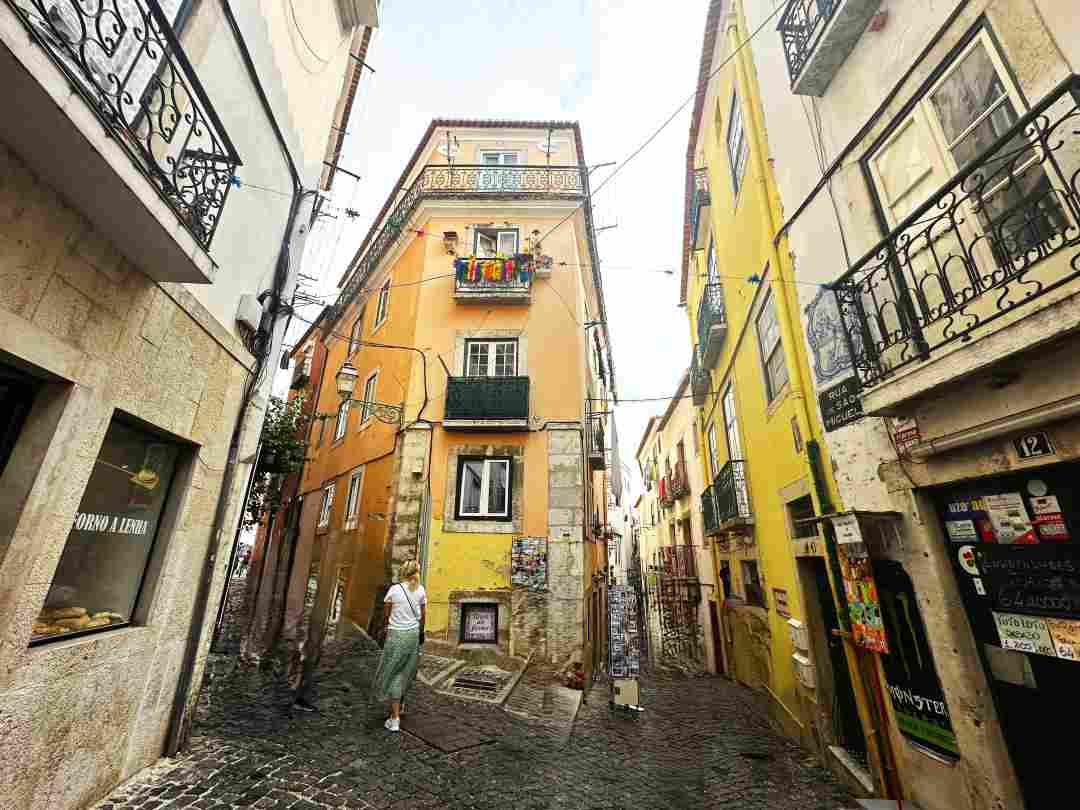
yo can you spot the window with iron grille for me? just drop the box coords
[456,457,511,520]
[755,292,789,402]
[465,339,518,377]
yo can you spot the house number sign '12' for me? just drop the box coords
[1014,432,1054,460]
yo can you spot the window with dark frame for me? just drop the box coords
[456,456,512,520]
[31,418,180,645]
[460,602,499,644]
[755,292,789,402]
[741,559,766,608]
[787,495,818,540]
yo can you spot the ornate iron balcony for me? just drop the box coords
[656,545,697,579]
[690,351,710,407]
[453,255,532,302]
[696,282,727,368]
[702,485,720,536]
[714,460,752,525]
[444,376,529,424]
[689,167,711,246]
[778,0,840,87]
[832,76,1080,389]
[341,164,586,305]
[6,0,241,249]
[671,462,690,499]
[587,414,606,470]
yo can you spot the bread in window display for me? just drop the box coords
[33,607,127,636]
[40,606,87,620]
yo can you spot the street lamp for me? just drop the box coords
[335,361,359,399]
[329,361,403,426]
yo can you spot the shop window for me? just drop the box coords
[741,559,766,608]
[32,418,180,644]
[460,602,498,644]
[787,495,818,539]
[455,456,511,520]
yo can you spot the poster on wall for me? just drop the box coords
[982,493,1036,544]
[838,546,889,653]
[511,537,548,591]
[943,497,996,543]
[873,560,960,759]
[608,585,641,678]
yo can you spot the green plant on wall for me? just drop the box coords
[244,393,308,529]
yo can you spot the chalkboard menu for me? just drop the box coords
[819,377,863,433]
[608,585,641,678]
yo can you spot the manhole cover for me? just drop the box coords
[402,711,499,753]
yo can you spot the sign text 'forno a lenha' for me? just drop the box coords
[72,512,150,536]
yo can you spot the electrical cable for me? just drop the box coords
[287,0,351,71]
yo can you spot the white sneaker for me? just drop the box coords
[384,718,400,732]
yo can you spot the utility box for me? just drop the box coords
[612,678,639,706]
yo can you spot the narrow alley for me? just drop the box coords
[94,595,856,810]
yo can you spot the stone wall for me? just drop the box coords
[546,427,585,665]
[0,142,261,810]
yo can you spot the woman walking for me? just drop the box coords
[372,560,426,732]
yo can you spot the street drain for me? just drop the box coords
[739,751,775,761]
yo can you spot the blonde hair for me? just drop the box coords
[399,560,420,588]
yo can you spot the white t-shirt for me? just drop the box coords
[385,583,426,631]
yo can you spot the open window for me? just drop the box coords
[474,227,519,257]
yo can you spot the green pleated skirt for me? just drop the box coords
[372,628,420,702]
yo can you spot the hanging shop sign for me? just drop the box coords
[833,513,863,545]
[873,560,960,759]
[819,376,863,433]
[510,536,548,591]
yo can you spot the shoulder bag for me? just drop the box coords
[399,583,425,646]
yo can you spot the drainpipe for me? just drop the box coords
[164,0,316,755]
[725,12,894,797]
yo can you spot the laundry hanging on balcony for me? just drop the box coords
[454,253,533,284]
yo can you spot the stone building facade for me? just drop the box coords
[0,2,374,807]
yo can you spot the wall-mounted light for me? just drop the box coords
[335,361,359,399]
[442,230,459,255]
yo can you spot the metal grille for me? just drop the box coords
[7,0,240,248]
[777,0,841,85]
[702,486,720,536]
[834,76,1080,388]
[649,550,702,663]
[689,166,711,241]
[696,283,727,365]
[444,376,529,420]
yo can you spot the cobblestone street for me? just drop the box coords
[94,586,858,810]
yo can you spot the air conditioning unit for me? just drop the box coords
[236,294,263,332]
[335,0,379,29]
[792,652,815,689]
[787,617,809,651]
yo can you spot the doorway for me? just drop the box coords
[931,460,1080,809]
[709,600,725,675]
[0,363,39,479]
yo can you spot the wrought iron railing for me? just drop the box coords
[702,486,720,536]
[690,351,710,406]
[587,413,606,462]
[444,376,529,421]
[833,76,1080,388]
[671,462,690,498]
[341,164,586,306]
[777,0,840,85]
[714,460,752,523]
[7,0,241,248]
[656,545,698,579]
[454,275,531,296]
[689,166,711,242]
[659,475,674,507]
[696,282,727,365]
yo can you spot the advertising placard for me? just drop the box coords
[511,537,548,590]
[839,547,889,653]
[983,493,1036,544]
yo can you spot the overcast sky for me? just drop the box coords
[291,0,703,495]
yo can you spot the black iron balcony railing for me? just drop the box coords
[833,76,1080,388]
[341,164,586,305]
[586,414,606,470]
[444,376,529,421]
[454,273,531,300]
[7,0,241,249]
[696,282,727,368]
[778,0,840,86]
[689,167,711,244]
[656,545,698,579]
[714,460,752,524]
[671,462,690,499]
[702,485,720,536]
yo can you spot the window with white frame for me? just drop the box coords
[456,457,511,520]
[374,279,390,328]
[317,483,335,528]
[722,384,743,459]
[474,227,518,257]
[465,339,518,377]
[706,423,719,479]
[359,371,378,424]
[479,151,521,191]
[333,399,349,442]
[726,92,748,194]
[755,292,788,402]
[344,467,364,525]
[348,311,364,355]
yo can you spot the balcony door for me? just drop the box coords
[479,150,521,191]
[465,340,518,378]
[866,32,1072,352]
[721,385,742,461]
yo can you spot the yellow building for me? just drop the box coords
[680,0,885,796]
[293,120,615,670]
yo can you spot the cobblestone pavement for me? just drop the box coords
[96,590,858,810]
